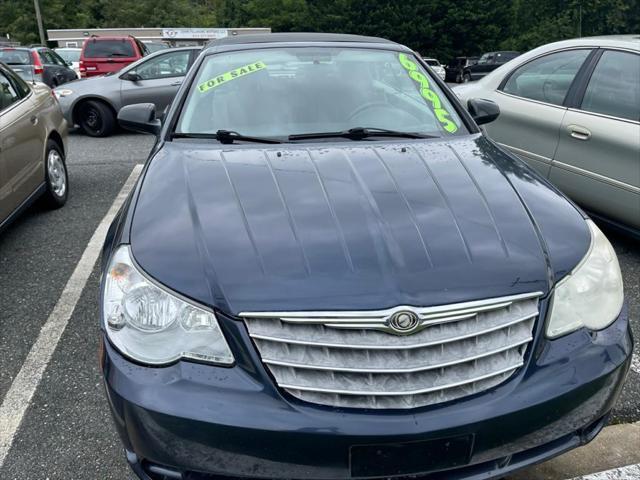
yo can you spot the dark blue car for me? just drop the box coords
[100,33,632,480]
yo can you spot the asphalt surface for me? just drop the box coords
[0,131,638,479]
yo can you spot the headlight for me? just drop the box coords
[102,246,234,365]
[546,220,623,338]
[53,89,73,99]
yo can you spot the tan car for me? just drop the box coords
[0,62,69,232]
[454,36,640,235]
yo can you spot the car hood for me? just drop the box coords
[130,135,590,315]
[61,73,119,92]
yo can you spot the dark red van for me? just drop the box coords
[79,36,148,78]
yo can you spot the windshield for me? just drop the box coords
[84,40,135,58]
[477,53,495,65]
[0,49,31,65]
[176,47,465,140]
[56,49,80,62]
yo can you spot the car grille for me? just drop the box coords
[241,292,542,409]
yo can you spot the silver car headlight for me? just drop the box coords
[53,88,73,99]
[546,220,624,338]
[102,246,234,366]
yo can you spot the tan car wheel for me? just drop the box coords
[42,140,68,208]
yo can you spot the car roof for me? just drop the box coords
[84,36,138,42]
[533,34,640,52]
[205,32,398,49]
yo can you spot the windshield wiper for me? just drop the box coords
[289,127,438,142]
[171,130,282,144]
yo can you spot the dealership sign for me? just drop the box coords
[162,28,229,40]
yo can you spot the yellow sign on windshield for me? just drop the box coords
[398,53,458,133]
[197,61,267,93]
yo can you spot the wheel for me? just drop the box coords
[41,139,68,209]
[462,73,472,83]
[78,100,115,137]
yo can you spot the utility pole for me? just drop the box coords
[578,3,582,38]
[33,0,46,45]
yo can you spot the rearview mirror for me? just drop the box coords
[467,98,500,126]
[118,103,161,135]
[121,72,142,82]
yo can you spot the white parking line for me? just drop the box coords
[0,164,143,468]
[569,463,640,479]
[631,354,640,375]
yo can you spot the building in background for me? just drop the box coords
[46,27,271,48]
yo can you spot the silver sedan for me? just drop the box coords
[454,35,639,234]
[53,47,200,137]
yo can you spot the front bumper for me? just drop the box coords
[55,95,75,126]
[101,305,633,480]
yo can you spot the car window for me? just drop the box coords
[132,50,191,80]
[501,49,591,106]
[478,53,495,65]
[42,49,61,66]
[0,71,21,111]
[0,49,31,65]
[56,49,80,63]
[49,50,69,67]
[6,68,30,97]
[581,50,640,122]
[177,47,466,139]
[84,39,135,58]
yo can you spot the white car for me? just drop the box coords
[54,47,81,78]
[423,58,446,81]
[453,35,639,234]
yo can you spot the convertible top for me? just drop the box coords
[206,32,398,48]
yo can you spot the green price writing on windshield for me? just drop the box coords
[198,61,267,93]
[398,53,458,133]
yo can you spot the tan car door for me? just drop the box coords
[485,48,593,177]
[0,71,44,222]
[550,49,640,230]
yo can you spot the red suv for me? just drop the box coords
[79,36,148,78]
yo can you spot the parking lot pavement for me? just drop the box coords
[0,132,638,479]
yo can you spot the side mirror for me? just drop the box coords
[118,103,161,135]
[467,98,500,126]
[121,72,142,82]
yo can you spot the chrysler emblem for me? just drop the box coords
[388,310,419,334]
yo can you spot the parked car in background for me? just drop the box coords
[103,33,631,480]
[454,35,639,235]
[462,51,520,82]
[54,47,81,77]
[423,57,446,80]
[54,46,199,136]
[79,35,148,78]
[0,62,69,232]
[445,56,478,83]
[0,46,77,88]
[143,41,170,53]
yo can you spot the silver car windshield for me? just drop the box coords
[176,47,466,139]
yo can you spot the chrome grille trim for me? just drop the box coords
[261,337,532,373]
[242,292,542,409]
[248,310,538,350]
[241,291,541,336]
[279,362,524,396]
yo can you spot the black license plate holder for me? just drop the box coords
[350,434,473,477]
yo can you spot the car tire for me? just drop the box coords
[41,139,68,209]
[78,100,116,137]
[463,72,472,83]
